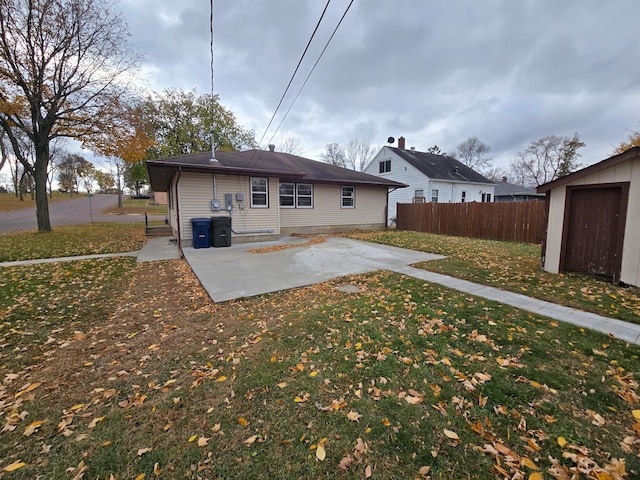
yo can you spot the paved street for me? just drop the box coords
[0,194,159,233]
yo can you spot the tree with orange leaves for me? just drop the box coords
[0,0,139,231]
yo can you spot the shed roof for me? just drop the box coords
[147,149,407,191]
[537,147,640,193]
[386,146,494,184]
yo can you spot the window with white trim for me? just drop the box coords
[481,192,492,203]
[379,160,391,173]
[431,188,439,203]
[461,191,466,203]
[296,183,313,208]
[279,182,295,207]
[341,186,355,208]
[250,177,268,208]
[279,182,313,208]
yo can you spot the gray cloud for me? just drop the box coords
[119,0,640,168]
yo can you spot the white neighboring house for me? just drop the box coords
[364,138,495,222]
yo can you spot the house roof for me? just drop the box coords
[494,180,544,198]
[147,150,408,191]
[386,146,494,184]
[537,147,640,193]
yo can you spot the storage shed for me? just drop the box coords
[537,147,640,286]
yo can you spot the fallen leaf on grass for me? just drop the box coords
[592,413,606,427]
[419,465,431,476]
[557,437,567,447]
[134,474,145,480]
[632,410,640,419]
[316,442,326,461]
[197,437,209,447]
[88,416,105,429]
[528,473,543,480]
[238,417,249,427]
[244,435,257,446]
[24,420,45,436]
[3,461,26,472]
[15,382,42,398]
[347,410,362,422]
[443,429,459,441]
[137,448,152,456]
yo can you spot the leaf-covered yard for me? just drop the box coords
[345,231,640,326]
[0,224,146,262]
[1,247,639,478]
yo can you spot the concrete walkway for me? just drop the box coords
[2,235,638,345]
[395,266,640,346]
[0,236,180,267]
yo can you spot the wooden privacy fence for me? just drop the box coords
[396,201,546,244]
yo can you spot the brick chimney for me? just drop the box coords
[398,136,406,150]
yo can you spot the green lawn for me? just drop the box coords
[0,192,74,212]
[0,223,146,262]
[101,197,168,216]
[0,225,638,479]
[345,230,640,326]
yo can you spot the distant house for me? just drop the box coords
[494,177,544,202]
[146,147,406,247]
[537,147,640,287]
[364,137,495,222]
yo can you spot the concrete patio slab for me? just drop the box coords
[181,236,445,302]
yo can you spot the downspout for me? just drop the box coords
[176,167,183,253]
[387,186,402,228]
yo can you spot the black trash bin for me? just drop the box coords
[211,216,232,247]
[191,218,211,249]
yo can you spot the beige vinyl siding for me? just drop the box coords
[542,156,640,287]
[280,184,387,230]
[177,172,279,245]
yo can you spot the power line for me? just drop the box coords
[267,0,355,146]
[258,0,332,147]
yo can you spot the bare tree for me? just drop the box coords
[455,136,493,172]
[345,139,376,171]
[483,166,510,183]
[321,143,346,168]
[277,135,305,156]
[427,145,446,156]
[0,0,138,231]
[509,133,585,187]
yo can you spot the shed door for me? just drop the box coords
[563,185,626,279]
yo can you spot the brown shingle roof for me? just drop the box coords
[147,150,407,191]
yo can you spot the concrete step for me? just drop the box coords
[145,225,173,237]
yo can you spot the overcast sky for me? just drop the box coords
[119,0,640,171]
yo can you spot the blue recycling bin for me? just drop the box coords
[191,218,211,249]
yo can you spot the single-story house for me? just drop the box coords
[364,137,495,222]
[494,177,544,202]
[537,147,640,287]
[146,147,406,247]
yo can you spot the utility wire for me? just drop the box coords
[258,0,332,147]
[267,0,355,146]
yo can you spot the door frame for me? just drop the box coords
[559,182,629,282]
